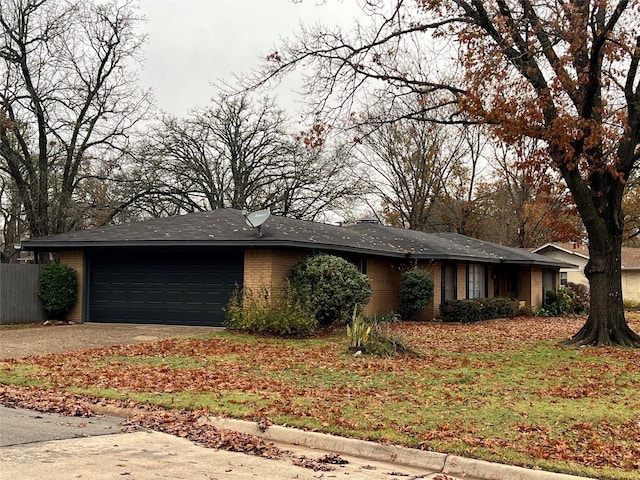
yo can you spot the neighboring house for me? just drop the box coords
[532,243,640,303]
[20,209,571,326]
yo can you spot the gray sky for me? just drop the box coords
[138,0,363,116]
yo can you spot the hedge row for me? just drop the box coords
[439,297,517,323]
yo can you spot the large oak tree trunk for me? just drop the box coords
[566,229,640,347]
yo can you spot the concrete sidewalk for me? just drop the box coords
[0,407,597,480]
[202,416,595,480]
[0,406,452,480]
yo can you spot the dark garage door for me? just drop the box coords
[88,250,243,326]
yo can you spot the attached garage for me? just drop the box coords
[87,249,243,326]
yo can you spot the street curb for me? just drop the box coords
[201,416,594,480]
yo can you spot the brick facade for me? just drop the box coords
[362,257,402,317]
[60,247,549,326]
[59,250,84,323]
[243,249,306,299]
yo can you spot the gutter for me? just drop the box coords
[20,239,572,268]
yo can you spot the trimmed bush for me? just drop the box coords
[398,268,434,320]
[225,284,317,337]
[38,263,78,320]
[440,297,517,323]
[289,254,372,326]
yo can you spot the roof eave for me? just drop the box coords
[532,243,590,260]
[20,239,413,259]
[21,239,571,267]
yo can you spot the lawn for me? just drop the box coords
[1,315,639,480]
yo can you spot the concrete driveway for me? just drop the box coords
[0,323,221,359]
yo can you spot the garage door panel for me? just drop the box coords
[88,250,243,326]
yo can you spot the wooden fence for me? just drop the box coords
[0,264,46,324]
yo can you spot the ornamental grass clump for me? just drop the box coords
[347,310,421,357]
[346,305,370,352]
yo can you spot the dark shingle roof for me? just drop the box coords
[21,209,569,267]
[347,223,571,265]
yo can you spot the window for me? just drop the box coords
[442,263,457,301]
[560,272,567,286]
[343,255,367,274]
[542,269,557,304]
[467,264,486,299]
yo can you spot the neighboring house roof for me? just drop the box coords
[21,209,569,267]
[533,242,640,270]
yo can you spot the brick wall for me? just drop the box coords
[59,250,84,322]
[243,249,305,299]
[516,266,544,309]
[530,267,543,308]
[363,257,401,317]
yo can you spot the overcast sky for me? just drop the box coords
[137,0,363,117]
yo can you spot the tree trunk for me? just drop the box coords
[565,232,640,347]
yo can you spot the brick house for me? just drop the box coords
[21,209,570,326]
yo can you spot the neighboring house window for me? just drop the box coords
[560,272,567,286]
[467,264,486,299]
[442,262,457,301]
[542,269,557,304]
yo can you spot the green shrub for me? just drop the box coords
[536,285,591,317]
[398,268,434,320]
[564,282,590,314]
[440,297,517,323]
[440,299,478,323]
[538,287,574,317]
[38,263,78,320]
[289,254,372,326]
[225,284,317,337]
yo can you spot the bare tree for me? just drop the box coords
[356,114,467,230]
[147,94,291,213]
[146,94,363,221]
[429,126,489,237]
[0,170,24,261]
[0,0,151,238]
[267,130,365,221]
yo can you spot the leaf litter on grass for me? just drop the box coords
[1,316,639,479]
